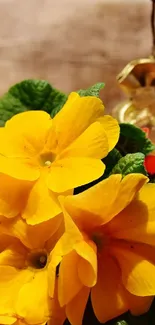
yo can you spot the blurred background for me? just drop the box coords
[0,0,152,113]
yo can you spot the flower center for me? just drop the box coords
[92,232,103,250]
[28,250,48,269]
[92,231,109,251]
[39,151,55,167]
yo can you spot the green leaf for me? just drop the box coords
[102,148,122,178]
[111,153,147,176]
[116,123,155,156]
[43,87,67,118]
[77,82,105,97]
[0,79,68,125]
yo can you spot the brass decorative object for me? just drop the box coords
[113,0,155,136]
[113,57,155,127]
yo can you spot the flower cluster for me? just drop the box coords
[0,91,155,325]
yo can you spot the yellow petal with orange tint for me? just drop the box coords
[48,209,82,299]
[53,92,104,152]
[91,254,127,323]
[104,194,155,246]
[0,174,31,218]
[66,287,90,325]
[0,265,33,316]
[63,175,122,229]
[111,241,155,296]
[110,173,148,220]
[48,207,83,298]
[22,174,61,225]
[59,122,108,160]
[48,157,105,192]
[49,280,66,325]
[112,183,155,246]
[47,252,62,298]
[58,251,83,306]
[75,239,97,287]
[52,202,82,257]
[99,115,120,151]
[0,243,27,268]
[63,174,147,229]
[125,289,153,316]
[0,214,63,251]
[15,270,50,324]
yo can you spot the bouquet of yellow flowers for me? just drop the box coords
[0,80,155,325]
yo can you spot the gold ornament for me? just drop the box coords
[113,57,155,128]
[112,0,155,140]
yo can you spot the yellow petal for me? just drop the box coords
[66,287,90,325]
[75,239,97,287]
[52,204,82,257]
[98,115,120,151]
[0,234,20,252]
[138,182,155,209]
[0,174,31,218]
[48,207,83,298]
[4,111,52,158]
[111,183,155,245]
[47,252,62,298]
[48,157,105,192]
[0,155,39,181]
[22,175,61,225]
[53,174,147,227]
[58,251,83,306]
[105,193,155,246]
[125,290,153,315]
[111,241,155,296]
[0,242,27,268]
[53,92,104,152]
[0,218,34,249]
[0,316,17,324]
[15,270,50,324]
[0,215,63,250]
[63,175,122,229]
[48,280,66,325]
[0,265,33,316]
[110,173,148,220]
[91,254,127,323]
[59,121,108,160]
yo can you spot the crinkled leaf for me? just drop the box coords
[103,148,122,178]
[116,322,128,325]
[43,87,67,117]
[0,79,68,125]
[116,123,155,156]
[77,82,105,97]
[0,92,27,126]
[111,153,147,177]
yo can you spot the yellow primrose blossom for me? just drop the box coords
[0,92,119,225]
[58,174,155,325]
[0,213,75,325]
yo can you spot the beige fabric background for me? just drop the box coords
[0,0,152,112]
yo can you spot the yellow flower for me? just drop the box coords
[0,213,74,325]
[0,92,119,225]
[58,174,155,325]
